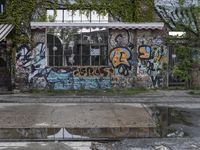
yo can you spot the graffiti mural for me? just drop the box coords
[16,44,32,74]
[43,67,113,90]
[154,0,198,34]
[16,42,46,87]
[109,47,132,76]
[72,67,113,77]
[111,75,134,88]
[137,34,168,88]
[109,29,136,77]
[109,30,133,47]
[16,29,168,90]
[16,40,113,89]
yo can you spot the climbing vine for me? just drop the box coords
[2,0,154,45]
[172,45,192,83]
[4,0,57,44]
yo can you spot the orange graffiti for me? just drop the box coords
[138,46,151,59]
[110,48,130,68]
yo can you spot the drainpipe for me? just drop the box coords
[167,44,169,88]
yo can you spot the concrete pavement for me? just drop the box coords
[0,142,92,150]
[0,90,199,149]
[0,103,155,128]
[0,90,199,104]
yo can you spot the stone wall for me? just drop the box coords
[15,29,168,90]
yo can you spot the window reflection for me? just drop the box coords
[64,10,73,22]
[47,28,108,66]
[46,9,108,66]
[47,9,108,23]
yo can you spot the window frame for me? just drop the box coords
[46,28,109,67]
[45,9,109,67]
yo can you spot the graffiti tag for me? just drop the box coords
[109,47,132,76]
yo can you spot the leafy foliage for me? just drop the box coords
[3,0,154,45]
[156,0,200,38]
[172,46,192,82]
[178,1,200,37]
[4,0,57,44]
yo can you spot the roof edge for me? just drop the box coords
[30,22,165,30]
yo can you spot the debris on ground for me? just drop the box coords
[167,128,184,138]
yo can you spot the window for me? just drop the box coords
[46,10,109,66]
[0,0,5,14]
[47,9,108,23]
[47,28,108,66]
[168,31,186,38]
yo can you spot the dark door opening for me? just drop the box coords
[168,45,185,87]
[0,41,10,89]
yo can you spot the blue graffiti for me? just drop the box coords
[16,43,112,90]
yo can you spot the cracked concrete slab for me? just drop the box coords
[0,103,156,128]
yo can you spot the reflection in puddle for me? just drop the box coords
[0,127,158,140]
[48,128,89,139]
[151,107,200,138]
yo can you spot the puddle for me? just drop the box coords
[150,106,200,138]
[47,128,89,139]
[0,127,158,140]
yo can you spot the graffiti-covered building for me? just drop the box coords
[1,0,200,91]
[15,7,168,90]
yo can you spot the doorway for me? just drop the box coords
[0,41,10,89]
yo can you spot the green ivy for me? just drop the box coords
[2,0,154,45]
[4,0,58,44]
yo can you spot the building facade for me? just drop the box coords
[4,0,200,90]
[15,20,168,90]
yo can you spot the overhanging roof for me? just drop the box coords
[31,22,164,30]
[0,24,14,42]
